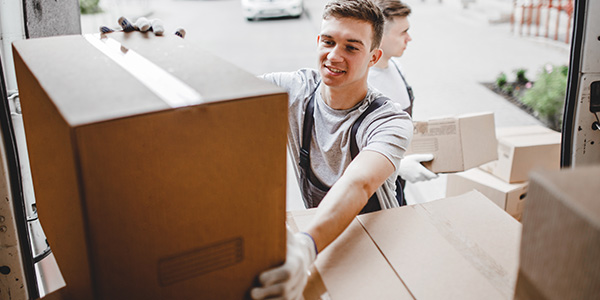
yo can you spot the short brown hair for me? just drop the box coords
[374,0,411,21]
[322,0,385,51]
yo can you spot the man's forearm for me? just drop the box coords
[305,174,371,253]
[304,150,395,253]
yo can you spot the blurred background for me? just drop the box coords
[80,0,572,208]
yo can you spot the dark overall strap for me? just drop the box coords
[350,98,386,158]
[300,82,330,191]
[348,98,406,210]
[390,59,414,117]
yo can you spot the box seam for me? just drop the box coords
[355,216,417,300]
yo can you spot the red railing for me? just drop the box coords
[511,0,574,44]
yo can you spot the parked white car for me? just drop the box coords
[241,0,303,21]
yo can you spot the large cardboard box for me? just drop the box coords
[288,191,521,299]
[446,168,528,220]
[479,125,561,183]
[405,112,497,173]
[13,33,288,299]
[515,166,600,300]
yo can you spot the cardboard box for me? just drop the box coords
[446,168,528,220]
[479,126,561,183]
[288,190,521,299]
[13,33,288,299]
[515,166,600,300]
[405,112,497,173]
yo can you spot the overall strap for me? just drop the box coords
[390,59,414,116]
[300,82,320,170]
[299,81,330,191]
[350,98,387,158]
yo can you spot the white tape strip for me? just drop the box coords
[84,34,203,108]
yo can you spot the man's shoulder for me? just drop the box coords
[365,89,411,120]
[261,68,319,85]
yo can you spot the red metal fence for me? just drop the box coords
[511,0,574,44]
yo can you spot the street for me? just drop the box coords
[82,0,325,75]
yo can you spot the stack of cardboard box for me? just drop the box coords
[288,190,522,299]
[446,125,562,220]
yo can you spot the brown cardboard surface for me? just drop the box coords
[288,190,521,299]
[14,33,287,299]
[495,125,555,137]
[480,128,561,183]
[459,113,499,170]
[515,166,600,300]
[359,191,521,300]
[446,168,529,220]
[407,112,497,173]
[287,210,413,300]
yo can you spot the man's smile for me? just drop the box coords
[324,65,346,74]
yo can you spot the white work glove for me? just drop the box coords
[398,154,438,183]
[99,17,185,38]
[250,228,317,300]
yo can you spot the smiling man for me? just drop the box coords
[252,0,413,298]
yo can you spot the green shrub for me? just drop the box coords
[495,72,507,88]
[80,0,101,14]
[502,84,514,96]
[521,64,568,130]
[515,68,529,84]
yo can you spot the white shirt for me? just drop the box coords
[368,60,412,110]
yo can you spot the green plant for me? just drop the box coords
[502,84,514,96]
[495,72,507,89]
[515,68,529,84]
[80,0,101,14]
[521,64,568,130]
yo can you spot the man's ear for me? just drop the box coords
[316,35,321,45]
[369,48,383,66]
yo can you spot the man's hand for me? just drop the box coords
[398,154,438,183]
[250,229,317,300]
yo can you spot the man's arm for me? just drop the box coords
[307,149,395,252]
[250,150,396,300]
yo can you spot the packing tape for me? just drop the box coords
[83,34,203,108]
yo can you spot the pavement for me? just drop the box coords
[82,0,571,208]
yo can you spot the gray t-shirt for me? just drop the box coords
[260,68,413,209]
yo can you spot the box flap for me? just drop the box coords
[530,166,600,226]
[496,125,556,138]
[499,132,561,147]
[358,191,520,299]
[287,210,412,300]
[457,168,528,193]
[12,33,284,127]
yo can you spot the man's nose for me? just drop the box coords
[327,46,343,62]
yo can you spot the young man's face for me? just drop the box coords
[317,16,382,89]
[380,16,411,59]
